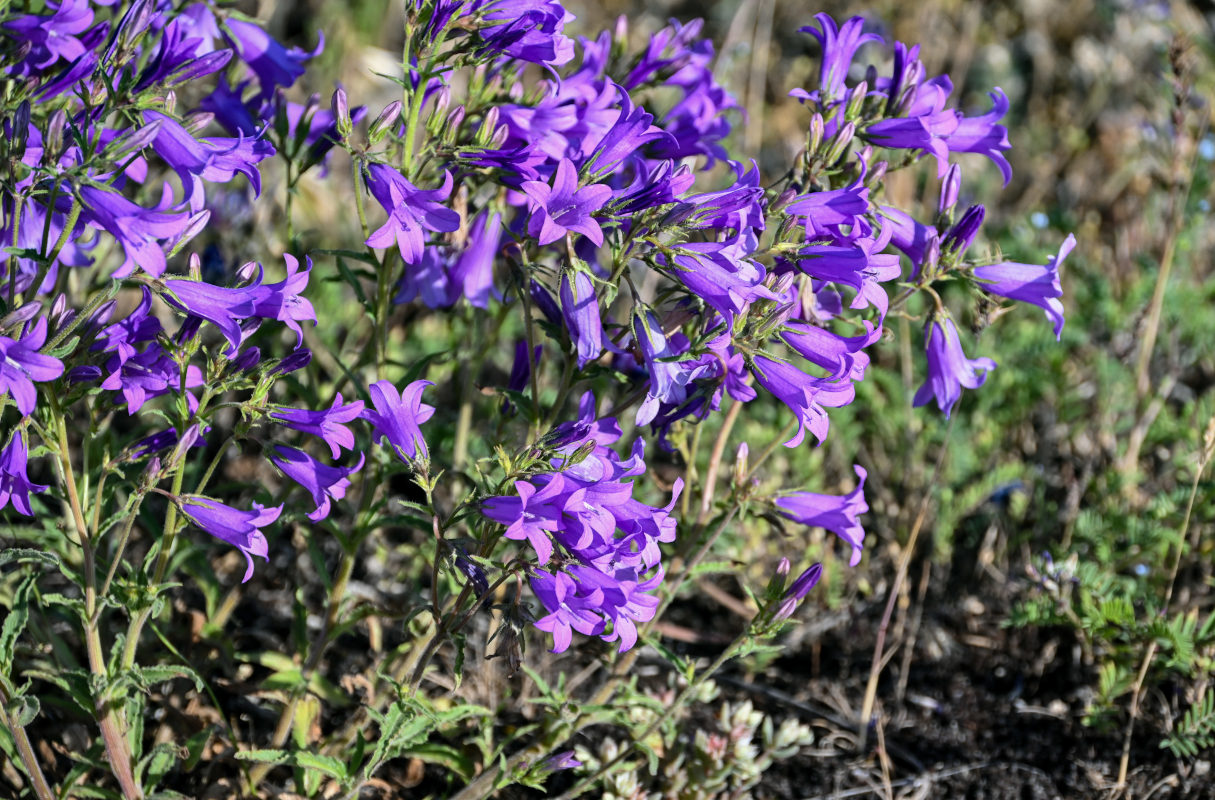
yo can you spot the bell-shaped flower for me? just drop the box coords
[364,164,460,264]
[944,89,1013,185]
[775,465,869,566]
[225,17,321,99]
[529,568,606,653]
[0,430,48,516]
[248,254,316,348]
[179,495,281,582]
[973,234,1074,340]
[913,315,996,417]
[559,270,603,369]
[270,393,364,459]
[521,158,612,247]
[362,379,434,462]
[142,110,274,212]
[482,475,570,565]
[269,446,364,522]
[0,318,64,416]
[78,185,196,278]
[800,14,882,101]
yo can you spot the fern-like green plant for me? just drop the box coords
[1162,691,1215,757]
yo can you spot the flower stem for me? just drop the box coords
[0,678,55,800]
[49,399,142,800]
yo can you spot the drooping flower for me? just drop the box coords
[248,254,316,348]
[0,430,48,516]
[973,233,1074,340]
[0,318,65,416]
[224,17,322,99]
[775,465,869,566]
[944,89,1013,185]
[362,379,435,462]
[142,110,274,213]
[752,356,854,448]
[364,164,460,264]
[269,446,364,522]
[270,393,364,459]
[470,0,575,66]
[559,270,603,369]
[520,158,611,247]
[913,315,996,417]
[161,275,264,351]
[178,496,281,582]
[78,185,197,278]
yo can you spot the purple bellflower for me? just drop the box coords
[142,110,274,212]
[270,393,364,459]
[913,315,996,417]
[364,164,460,264]
[520,158,611,247]
[362,379,435,462]
[78,185,196,278]
[800,14,882,102]
[269,446,364,522]
[973,233,1074,340]
[528,568,606,653]
[0,430,48,516]
[179,496,281,582]
[775,465,869,566]
[559,270,603,369]
[0,318,65,416]
[945,90,1013,185]
[225,17,322,99]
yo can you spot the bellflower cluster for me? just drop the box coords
[0,0,1075,744]
[483,394,679,653]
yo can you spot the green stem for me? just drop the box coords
[97,494,146,605]
[0,678,55,800]
[120,456,185,672]
[49,400,141,800]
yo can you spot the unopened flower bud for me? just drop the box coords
[771,186,797,214]
[230,346,261,373]
[271,348,312,376]
[369,100,402,143]
[941,204,985,255]
[331,87,351,138]
[807,113,825,154]
[46,109,67,160]
[939,164,961,214]
[824,121,856,163]
[12,100,30,151]
[0,301,41,332]
[446,105,466,134]
[236,260,260,283]
[732,442,750,491]
[50,293,74,330]
[865,160,888,188]
[845,80,868,120]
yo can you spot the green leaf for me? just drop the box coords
[235,749,348,780]
[0,570,37,668]
[0,549,60,569]
[11,694,39,727]
[406,743,476,781]
[137,664,205,693]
